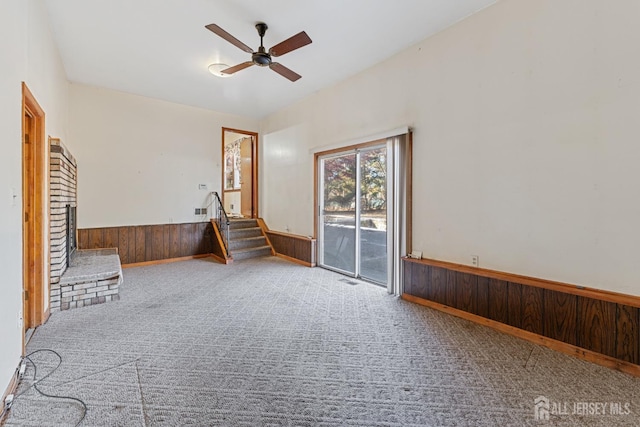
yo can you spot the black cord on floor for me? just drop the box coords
[14,349,87,427]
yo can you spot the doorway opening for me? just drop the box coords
[316,133,411,294]
[22,83,48,345]
[222,128,258,218]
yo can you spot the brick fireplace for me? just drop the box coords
[49,138,77,295]
[49,138,122,311]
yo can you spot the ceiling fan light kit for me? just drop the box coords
[205,22,312,82]
[207,63,233,77]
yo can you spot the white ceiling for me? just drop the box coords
[44,0,497,119]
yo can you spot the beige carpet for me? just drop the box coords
[4,257,640,426]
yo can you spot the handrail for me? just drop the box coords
[212,192,230,256]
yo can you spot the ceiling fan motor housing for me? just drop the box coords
[253,23,271,66]
[252,49,271,66]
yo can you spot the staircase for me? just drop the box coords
[227,219,273,261]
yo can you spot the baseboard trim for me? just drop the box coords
[209,253,232,265]
[1,360,22,423]
[122,254,211,268]
[402,293,640,378]
[276,253,315,268]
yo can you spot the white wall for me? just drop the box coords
[0,0,69,396]
[260,0,640,296]
[69,84,258,228]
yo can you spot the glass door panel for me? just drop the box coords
[359,147,388,284]
[321,153,357,275]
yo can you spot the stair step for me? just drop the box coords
[229,219,259,230]
[232,245,272,261]
[229,227,263,239]
[229,236,268,251]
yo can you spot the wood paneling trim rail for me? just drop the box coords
[78,222,213,265]
[404,257,640,308]
[256,218,276,256]
[402,294,640,378]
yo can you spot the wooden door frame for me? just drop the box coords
[22,82,49,342]
[221,127,259,218]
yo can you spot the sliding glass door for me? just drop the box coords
[320,152,357,275]
[359,147,387,283]
[319,145,388,285]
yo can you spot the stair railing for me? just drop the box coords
[212,192,230,256]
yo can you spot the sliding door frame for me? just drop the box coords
[314,132,412,294]
[315,139,390,285]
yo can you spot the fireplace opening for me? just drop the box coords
[66,204,77,267]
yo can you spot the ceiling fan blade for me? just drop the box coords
[205,23,253,53]
[269,63,302,82]
[269,31,312,57]
[221,62,255,75]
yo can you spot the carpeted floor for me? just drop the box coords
[4,257,640,426]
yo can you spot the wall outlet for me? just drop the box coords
[195,208,201,215]
[230,204,234,210]
[198,184,208,190]
[17,309,23,330]
[471,255,479,267]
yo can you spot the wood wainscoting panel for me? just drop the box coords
[403,259,413,296]
[169,225,181,259]
[401,257,640,374]
[265,230,316,266]
[78,222,213,265]
[455,271,477,315]
[445,270,457,308]
[476,276,489,318]
[616,304,640,364]
[430,266,447,305]
[151,225,164,261]
[163,225,171,259]
[487,278,509,325]
[89,228,104,249]
[135,227,145,263]
[507,282,522,329]
[543,289,577,345]
[521,286,544,335]
[104,228,119,250]
[577,297,617,358]
[413,263,431,301]
[117,227,130,264]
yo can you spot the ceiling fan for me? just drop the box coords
[205,22,312,82]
